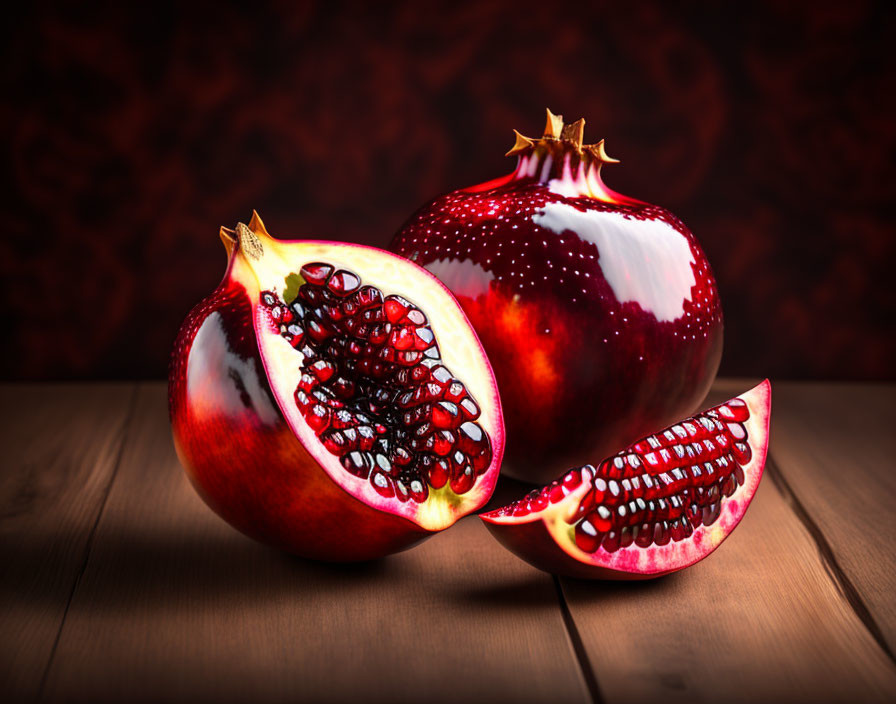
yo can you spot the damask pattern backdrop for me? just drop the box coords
[2,1,893,380]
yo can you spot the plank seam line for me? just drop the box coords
[553,575,605,704]
[765,452,895,664]
[37,383,141,700]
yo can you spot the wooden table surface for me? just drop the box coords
[1,380,894,703]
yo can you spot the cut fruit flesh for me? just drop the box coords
[228,214,503,532]
[259,267,493,505]
[481,380,770,579]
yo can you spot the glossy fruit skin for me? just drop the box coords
[168,274,429,561]
[391,173,723,484]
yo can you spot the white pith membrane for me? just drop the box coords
[482,381,770,575]
[228,215,503,532]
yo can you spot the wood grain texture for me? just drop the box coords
[769,382,896,652]
[558,385,896,704]
[0,383,135,702]
[41,384,589,704]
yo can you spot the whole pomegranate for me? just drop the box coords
[391,110,722,484]
[169,212,504,561]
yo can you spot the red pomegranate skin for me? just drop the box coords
[168,273,428,561]
[391,143,723,483]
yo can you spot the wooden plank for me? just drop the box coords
[557,384,896,704]
[0,383,135,702]
[770,382,896,652]
[42,384,590,704]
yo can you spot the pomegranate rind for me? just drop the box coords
[480,380,770,578]
[170,276,439,561]
[232,215,504,532]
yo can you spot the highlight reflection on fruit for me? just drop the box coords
[481,380,770,579]
[168,212,504,561]
[391,110,723,484]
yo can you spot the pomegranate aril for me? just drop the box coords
[288,329,306,348]
[326,270,361,296]
[572,489,595,522]
[392,446,413,466]
[394,480,410,502]
[307,404,331,432]
[391,326,416,350]
[368,325,389,345]
[457,422,485,453]
[459,398,480,421]
[413,327,434,349]
[371,471,395,497]
[408,479,428,503]
[686,503,703,528]
[431,401,461,429]
[721,475,736,497]
[300,262,333,286]
[342,451,371,479]
[575,518,602,553]
[398,350,423,366]
[428,458,449,489]
[410,364,430,383]
[562,469,583,491]
[357,425,376,451]
[449,464,476,494]
[469,444,492,473]
[306,318,334,343]
[602,530,621,553]
[330,376,355,399]
[354,286,383,308]
[309,359,336,382]
[384,296,412,323]
[635,523,654,548]
[432,430,456,456]
[444,381,466,403]
[592,505,613,532]
[732,441,752,464]
[429,365,452,385]
[549,483,566,503]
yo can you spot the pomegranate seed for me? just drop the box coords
[449,464,475,494]
[300,262,333,286]
[371,471,395,498]
[307,404,331,432]
[261,266,494,502]
[431,401,460,429]
[429,459,449,489]
[575,518,602,552]
[384,296,411,323]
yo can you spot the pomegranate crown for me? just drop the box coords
[506,108,619,168]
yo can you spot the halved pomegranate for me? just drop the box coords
[481,381,770,579]
[169,212,504,561]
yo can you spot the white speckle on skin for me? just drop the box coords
[533,203,696,322]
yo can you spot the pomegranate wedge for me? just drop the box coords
[170,212,504,561]
[481,381,770,579]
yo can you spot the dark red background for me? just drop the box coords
[2,1,894,381]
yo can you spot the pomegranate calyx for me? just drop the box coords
[505,107,618,165]
[504,108,627,201]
